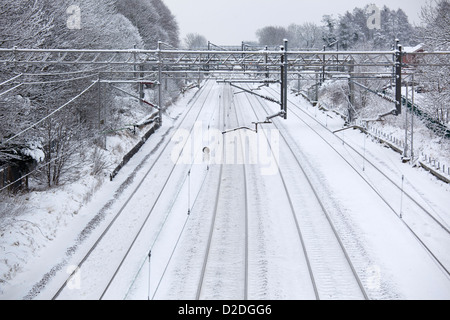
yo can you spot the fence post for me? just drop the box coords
[395,40,402,115]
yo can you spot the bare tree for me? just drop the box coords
[184,33,207,49]
[417,0,450,126]
[256,26,289,46]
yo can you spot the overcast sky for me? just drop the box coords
[162,0,425,45]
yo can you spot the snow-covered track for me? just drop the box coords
[196,84,249,300]
[241,86,369,300]
[50,80,216,300]
[263,86,450,277]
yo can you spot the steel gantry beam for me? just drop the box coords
[0,47,400,68]
[2,44,450,119]
[2,47,449,69]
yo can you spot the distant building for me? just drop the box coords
[402,44,425,66]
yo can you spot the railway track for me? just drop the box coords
[49,79,218,299]
[238,85,368,300]
[261,85,450,277]
[40,80,448,300]
[268,86,450,234]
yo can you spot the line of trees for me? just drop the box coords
[256,4,417,49]
[0,0,180,189]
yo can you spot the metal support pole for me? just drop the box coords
[336,41,339,72]
[242,41,246,72]
[139,64,144,105]
[97,73,106,149]
[347,60,355,123]
[283,39,288,119]
[315,72,319,104]
[207,41,210,72]
[395,40,402,115]
[98,74,101,132]
[157,41,163,125]
[134,44,142,107]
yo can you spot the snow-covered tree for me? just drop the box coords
[372,7,415,49]
[116,0,179,49]
[184,33,207,49]
[322,15,337,47]
[0,0,180,188]
[256,26,289,46]
[288,23,323,49]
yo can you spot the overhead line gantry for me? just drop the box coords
[2,41,450,122]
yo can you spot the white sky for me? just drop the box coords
[162,0,424,45]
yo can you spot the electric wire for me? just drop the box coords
[2,81,97,146]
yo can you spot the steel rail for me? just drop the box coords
[196,83,250,300]
[240,90,321,300]
[264,86,450,277]
[230,84,251,300]
[243,84,369,300]
[195,84,227,300]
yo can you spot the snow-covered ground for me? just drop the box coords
[0,85,202,299]
[1,80,449,300]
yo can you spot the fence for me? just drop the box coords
[110,115,161,181]
[365,125,450,183]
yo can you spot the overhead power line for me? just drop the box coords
[2,81,98,145]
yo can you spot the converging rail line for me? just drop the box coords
[239,84,368,300]
[262,85,450,277]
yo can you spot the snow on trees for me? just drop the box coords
[0,0,180,189]
[184,33,208,49]
[255,5,417,50]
